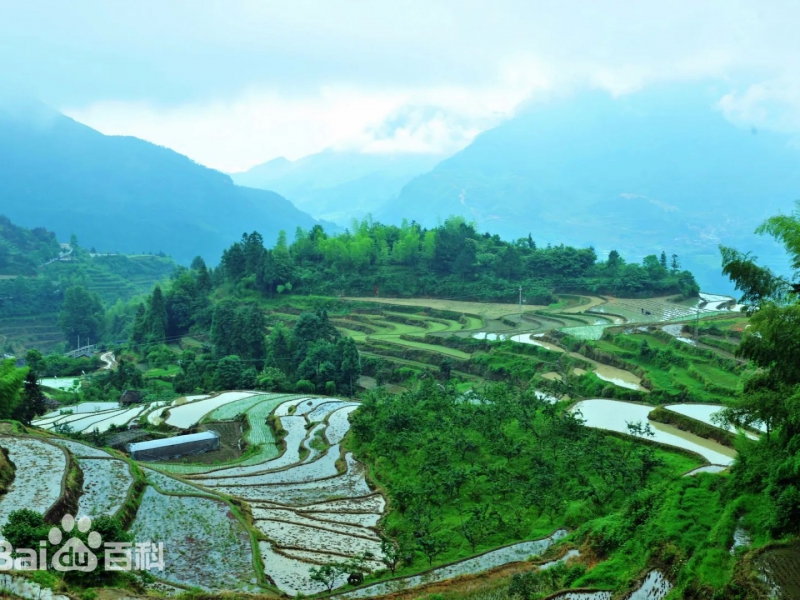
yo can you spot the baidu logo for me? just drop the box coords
[0,514,163,572]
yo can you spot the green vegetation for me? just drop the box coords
[348,380,699,576]
[218,218,699,301]
[0,217,176,353]
[0,215,60,275]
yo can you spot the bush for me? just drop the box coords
[296,379,315,393]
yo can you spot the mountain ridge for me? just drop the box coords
[0,104,320,265]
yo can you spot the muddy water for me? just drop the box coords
[625,570,672,600]
[568,353,646,392]
[666,403,762,438]
[571,399,736,465]
[542,372,563,381]
[509,334,565,352]
[472,332,506,341]
[685,465,727,477]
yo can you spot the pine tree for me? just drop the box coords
[131,303,147,346]
[146,285,168,343]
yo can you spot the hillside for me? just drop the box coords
[0,214,61,275]
[0,102,320,265]
[0,217,177,352]
[378,86,800,291]
[231,150,443,224]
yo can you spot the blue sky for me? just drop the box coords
[2,1,799,171]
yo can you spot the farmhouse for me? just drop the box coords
[127,431,220,461]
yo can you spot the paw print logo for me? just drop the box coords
[49,514,102,572]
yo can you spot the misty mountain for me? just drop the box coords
[231,150,444,224]
[0,102,319,265]
[377,86,800,290]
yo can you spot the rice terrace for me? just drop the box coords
[0,280,782,600]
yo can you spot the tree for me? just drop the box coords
[670,253,680,272]
[0,360,26,419]
[214,355,244,390]
[58,285,104,347]
[24,349,45,379]
[131,303,147,346]
[338,337,361,394]
[146,285,168,343]
[659,251,668,269]
[308,563,340,592]
[380,538,401,574]
[12,371,46,424]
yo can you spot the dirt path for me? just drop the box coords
[100,351,117,370]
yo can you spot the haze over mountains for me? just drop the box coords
[231,150,444,224]
[2,85,798,291]
[0,101,319,265]
[238,86,799,291]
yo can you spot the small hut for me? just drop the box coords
[119,389,143,406]
[127,431,220,461]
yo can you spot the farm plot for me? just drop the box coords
[259,541,348,596]
[76,458,133,518]
[665,403,761,438]
[195,444,341,487]
[303,493,386,513]
[301,422,327,462]
[293,397,340,416]
[209,453,370,504]
[39,402,119,420]
[39,377,81,390]
[144,468,216,496]
[252,506,379,539]
[0,437,66,530]
[165,391,259,429]
[279,547,384,571]
[85,405,147,433]
[209,393,291,421]
[130,486,256,590]
[35,407,124,430]
[572,399,735,466]
[334,529,568,599]
[255,519,382,559]
[308,402,357,422]
[195,415,307,478]
[275,397,316,416]
[326,405,359,444]
[302,510,382,528]
[49,438,113,458]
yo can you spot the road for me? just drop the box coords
[100,351,117,370]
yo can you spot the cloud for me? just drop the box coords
[718,79,800,134]
[11,0,800,170]
[65,72,550,171]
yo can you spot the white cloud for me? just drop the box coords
[718,79,800,133]
[64,69,551,172]
[45,1,800,171]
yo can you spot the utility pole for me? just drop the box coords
[518,286,523,328]
[695,305,700,340]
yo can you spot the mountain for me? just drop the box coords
[0,102,319,265]
[378,86,800,291]
[231,150,444,224]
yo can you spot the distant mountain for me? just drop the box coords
[0,215,61,275]
[231,150,444,224]
[0,102,319,265]
[378,86,800,291]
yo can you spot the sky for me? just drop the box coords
[2,1,800,172]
